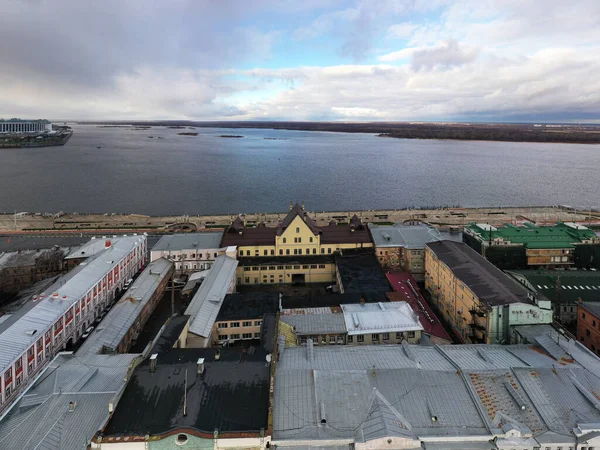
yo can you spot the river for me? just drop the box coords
[0,124,598,215]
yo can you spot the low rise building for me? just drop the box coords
[0,248,67,298]
[577,302,600,356]
[64,236,125,270]
[0,118,52,133]
[386,272,452,344]
[0,236,146,413]
[212,292,279,345]
[273,330,600,449]
[464,222,600,269]
[93,346,272,449]
[279,301,423,346]
[150,232,234,273]
[0,353,138,450]
[77,258,174,355]
[335,249,391,301]
[222,203,372,285]
[507,269,600,326]
[425,240,552,344]
[179,255,238,347]
[369,223,444,279]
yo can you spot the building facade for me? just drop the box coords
[150,232,234,273]
[577,302,600,356]
[0,118,51,133]
[222,203,372,285]
[0,236,146,413]
[425,241,552,344]
[464,222,600,269]
[368,223,444,279]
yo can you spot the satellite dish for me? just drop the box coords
[266,354,272,363]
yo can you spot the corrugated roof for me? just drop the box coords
[341,302,423,335]
[77,258,173,355]
[0,236,145,373]
[368,223,443,248]
[151,232,223,252]
[427,241,535,307]
[64,237,124,260]
[0,353,137,450]
[185,255,238,337]
[274,341,600,447]
[280,313,347,335]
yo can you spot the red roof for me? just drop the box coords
[386,272,451,343]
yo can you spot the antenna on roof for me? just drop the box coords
[183,369,188,417]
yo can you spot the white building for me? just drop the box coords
[150,232,235,273]
[0,118,52,133]
[0,236,146,413]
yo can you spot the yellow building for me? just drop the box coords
[221,203,372,285]
[424,240,552,344]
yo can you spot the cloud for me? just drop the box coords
[387,23,418,40]
[411,39,479,70]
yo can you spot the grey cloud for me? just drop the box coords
[411,39,478,70]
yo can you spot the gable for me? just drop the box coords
[280,215,318,241]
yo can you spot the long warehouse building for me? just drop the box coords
[0,236,146,413]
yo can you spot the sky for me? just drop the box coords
[1,0,599,122]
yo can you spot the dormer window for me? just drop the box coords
[296,227,300,233]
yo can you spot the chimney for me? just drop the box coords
[150,353,158,373]
[68,401,76,412]
[105,240,112,248]
[214,349,221,361]
[197,358,205,376]
[307,339,314,364]
[320,401,327,424]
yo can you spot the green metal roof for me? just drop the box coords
[467,222,598,249]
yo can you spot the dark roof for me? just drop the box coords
[580,302,600,318]
[222,226,276,246]
[221,203,371,246]
[102,346,271,438]
[335,249,391,297]
[238,255,335,266]
[281,292,386,309]
[260,313,277,353]
[151,315,190,353]
[427,241,534,307]
[217,292,279,321]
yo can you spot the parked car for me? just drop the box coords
[82,326,95,339]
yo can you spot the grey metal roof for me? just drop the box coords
[341,302,423,335]
[151,232,224,252]
[185,255,238,337]
[274,340,600,447]
[280,313,347,335]
[0,353,137,450]
[77,258,173,355]
[368,223,443,249]
[0,236,145,373]
[64,237,124,260]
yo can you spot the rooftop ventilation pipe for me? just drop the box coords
[150,353,158,373]
[197,358,205,376]
[105,240,112,248]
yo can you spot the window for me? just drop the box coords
[303,265,309,269]
[321,248,325,254]
[242,333,252,339]
[245,277,249,283]
[218,334,228,340]
[254,332,261,338]
[242,321,252,327]
[313,248,316,254]
[348,335,353,343]
[214,253,217,257]
[271,250,275,255]
[230,322,240,328]
[264,250,268,256]
[244,266,250,271]
[311,264,317,269]
[252,266,259,271]
[286,249,290,255]
[587,329,591,336]
[254,320,262,326]
[293,249,298,255]
[269,266,276,270]
[306,248,310,254]
[372,334,379,342]
[218,323,228,328]
[283,238,286,243]
[279,249,283,255]
[298,237,302,243]
[296,227,300,233]
[15,359,22,370]
[396,332,403,340]
[357,335,364,343]
[408,331,416,338]
[230,334,240,339]
[318,264,326,269]
[293,265,300,269]
[583,313,587,319]
[246,250,251,256]
[383,333,390,341]
[293,237,297,243]
[277,266,284,270]
[329,336,336,344]
[327,248,332,254]
[286,265,292,269]
[309,237,313,243]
